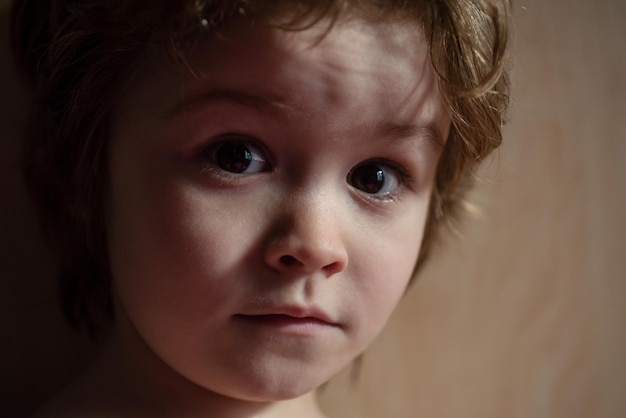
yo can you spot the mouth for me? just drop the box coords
[234,305,340,333]
[236,314,333,327]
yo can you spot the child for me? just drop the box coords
[12,0,511,416]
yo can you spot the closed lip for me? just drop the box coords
[235,304,339,327]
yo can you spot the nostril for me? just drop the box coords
[279,255,299,266]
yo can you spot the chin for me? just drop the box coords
[210,365,330,402]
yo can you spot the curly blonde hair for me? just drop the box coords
[11,0,511,336]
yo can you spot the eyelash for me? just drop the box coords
[196,135,272,177]
[195,135,414,202]
[349,159,413,203]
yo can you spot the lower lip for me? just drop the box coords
[234,314,336,334]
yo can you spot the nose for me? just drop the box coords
[264,195,348,278]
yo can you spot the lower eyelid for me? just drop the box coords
[351,188,405,210]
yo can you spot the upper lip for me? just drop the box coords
[238,304,338,326]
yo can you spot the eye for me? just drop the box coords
[208,137,269,174]
[347,161,402,196]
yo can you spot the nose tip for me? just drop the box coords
[265,231,349,277]
[280,248,347,276]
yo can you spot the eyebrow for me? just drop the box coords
[163,88,446,149]
[162,89,295,120]
[381,123,446,150]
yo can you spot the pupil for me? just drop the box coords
[216,143,252,173]
[354,165,384,193]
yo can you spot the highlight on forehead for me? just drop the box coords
[165,0,429,99]
[171,0,424,41]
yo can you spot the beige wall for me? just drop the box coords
[2,1,625,417]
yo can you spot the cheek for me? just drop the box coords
[347,204,427,341]
[107,174,248,331]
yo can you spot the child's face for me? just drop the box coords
[107,15,449,403]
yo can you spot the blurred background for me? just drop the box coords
[1,1,624,417]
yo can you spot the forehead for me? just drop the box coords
[191,15,428,82]
[175,16,442,125]
[113,13,448,150]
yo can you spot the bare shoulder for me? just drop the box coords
[32,379,121,418]
[32,384,108,418]
[31,364,151,418]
